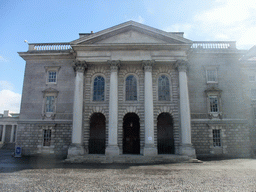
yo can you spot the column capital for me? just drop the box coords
[142,60,155,72]
[73,60,87,73]
[108,60,120,72]
[176,60,189,72]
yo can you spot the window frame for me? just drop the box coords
[205,66,218,84]
[157,74,172,101]
[42,88,59,119]
[205,87,222,119]
[124,74,139,102]
[251,89,256,100]
[212,129,221,147]
[92,75,105,102]
[249,75,256,82]
[45,66,61,84]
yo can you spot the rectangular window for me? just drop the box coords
[46,96,55,112]
[43,129,51,146]
[251,89,256,100]
[207,70,217,83]
[213,129,221,147]
[48,71,57,83]
[209,96,218,112]
[249,76,255,82]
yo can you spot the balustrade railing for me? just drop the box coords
[29,43,72,51]
[192,41,236,49]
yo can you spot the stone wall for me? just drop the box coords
[192,120,252,158]
[16,122,72,157]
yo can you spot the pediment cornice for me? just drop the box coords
[71,21,192,46]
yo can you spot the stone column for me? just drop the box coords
[10,125,14,143]
[176,60,196,157]
[1,125,6,142]
[68,60,87,157]
[142,60,157,156]
[106,60,120,156]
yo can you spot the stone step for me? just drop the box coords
[65,154,191,164]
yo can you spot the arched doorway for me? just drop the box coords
[157,113,174,154]
[123,113,140,154]
[89,113,106,154]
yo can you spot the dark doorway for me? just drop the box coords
[5,125,12,143]
[89,113,106,154]
[157,113,175,154]
[123,113,140,154]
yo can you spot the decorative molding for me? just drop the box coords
[108,60,120,72]
[155,106,173,117]
[175,60,188,72]
[88,106,107,119]
[142,60,155,72]
[42,88,59,98]
[44,66,61,72]
[122,106,140,118]
[73,60,87,73]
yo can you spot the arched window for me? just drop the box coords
[93,76,105,101]
[126,75,137,101]
[158,75,170,101]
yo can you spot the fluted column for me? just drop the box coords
[1,125,6,142]
[176,60,196,157]
[10,125,14,143]
[142,60,157,156]
[106,60,120,156]
[68,60,87,157]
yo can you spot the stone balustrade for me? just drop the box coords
[192,41,236,49]
[29,43,72,51]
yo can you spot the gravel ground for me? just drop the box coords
[0,150,256,191]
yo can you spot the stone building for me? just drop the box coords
[0,110,19,149]
[17,21,255,162]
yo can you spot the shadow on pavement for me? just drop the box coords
[0,149,175,173]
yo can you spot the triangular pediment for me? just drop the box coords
[71,21,192,45]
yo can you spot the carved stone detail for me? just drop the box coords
[108,60,120,72]
[142,60,155,72]
[176,60,188,72]
[73,60,87,73]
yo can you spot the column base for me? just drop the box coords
[105,145,120,156]
[67,144,85,158]
[143,144,157,156]
[179,144,196,158]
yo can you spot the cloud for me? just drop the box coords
[163,24,192,38]
[192,0,256,48]
[127,16,145,24]
[0,81,21,113]
[0,56,8,62]
[163,0,256,49]
[0,81,14,91]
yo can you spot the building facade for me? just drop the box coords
[17,21,255,161]
[0,110,19,149]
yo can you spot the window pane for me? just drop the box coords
[46,96,54,112]
[93,76,105,101]
[158,75,170,101]
[249,76,255,82]
[48,71,56,83]
[213,129,221,147]
[126,75,137,101]
[251,89,256,99]
[207,70,217,82]
[209,96,218,112]
[43,129,51,146]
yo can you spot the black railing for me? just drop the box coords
[157,138,175,154]
[89,139,105,154]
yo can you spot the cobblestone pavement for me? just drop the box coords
[0,150,256,191]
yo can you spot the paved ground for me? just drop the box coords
[1,150,256,191]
